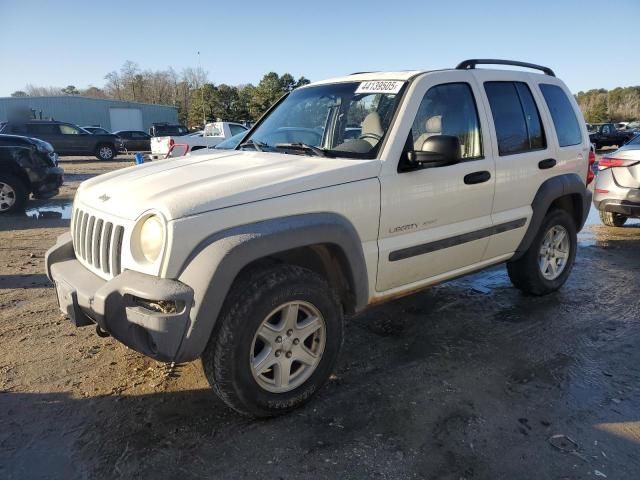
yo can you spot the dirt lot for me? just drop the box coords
[1,155,640,479]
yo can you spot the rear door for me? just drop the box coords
[472,71,556,259]
[376,71,496,292]
[26,123,60,150]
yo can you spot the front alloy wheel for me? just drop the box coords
[0,182,17,212]
[0,174,28,213]
[97,145,115,160]
[251,301,326,393]
[202,264,343,417]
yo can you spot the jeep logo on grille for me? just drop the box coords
[98,194,110,202]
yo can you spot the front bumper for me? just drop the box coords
[45,232,194,362]
[29,165,64,199]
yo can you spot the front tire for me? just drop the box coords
[0,174,28,214]
[507,209,577,296]
[202,265,344,417]
[96,144,115,161]
[599,210,627,227]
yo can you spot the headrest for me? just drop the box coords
[425,115,442,134]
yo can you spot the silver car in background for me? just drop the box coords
[593,134,640,226]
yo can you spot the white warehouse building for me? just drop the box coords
[0,96,179,132]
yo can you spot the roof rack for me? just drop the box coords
[456,59,555,77]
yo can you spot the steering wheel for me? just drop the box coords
[282,128,322,144]
[358,133,382,143]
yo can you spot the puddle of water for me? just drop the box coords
[24,201,73,220]
[580,206,640,247]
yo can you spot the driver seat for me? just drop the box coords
[414,115,442,151]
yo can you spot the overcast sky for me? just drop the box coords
[1,0,638,96]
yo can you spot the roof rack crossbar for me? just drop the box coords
[456,59,555,77]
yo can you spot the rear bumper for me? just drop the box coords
[45,233,194,362]
[594,199,640,217]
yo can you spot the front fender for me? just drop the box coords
[174,213,368,361]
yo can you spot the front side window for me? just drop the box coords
[540,83,583,147]
[485,81,546,155]
[244,81,405,159]
[59,124,83,135]
[410,82,482,159]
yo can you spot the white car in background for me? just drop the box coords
[149,121,248,159]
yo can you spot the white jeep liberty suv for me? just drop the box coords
[46,59,593,417]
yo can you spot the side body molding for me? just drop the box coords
[175,213,369,361]
[512,173,591,260]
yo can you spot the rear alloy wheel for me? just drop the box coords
[0,174,28,214]
[96,145,115,161]
[599,210,627,227]
[507,209,577,296]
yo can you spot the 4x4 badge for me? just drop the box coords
[98,194,110,202]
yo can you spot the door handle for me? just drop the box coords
[464,171,491,185]
[538,158,557,169]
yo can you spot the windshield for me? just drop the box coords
[242,81,405,159]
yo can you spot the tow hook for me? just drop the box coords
[96,325,110,338]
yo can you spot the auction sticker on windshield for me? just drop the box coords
[355,81,404,95]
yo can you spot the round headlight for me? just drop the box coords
[138,215,165,263]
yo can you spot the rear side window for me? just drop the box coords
[27,124,59,135]
[539,84,582,147]
[484,82,546,156]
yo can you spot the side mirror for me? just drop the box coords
[407,135,461,168]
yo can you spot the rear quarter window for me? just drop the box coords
[539,84,582,147]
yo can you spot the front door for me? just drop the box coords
[376,71,496,292]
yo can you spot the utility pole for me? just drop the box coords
[198,51,206,128]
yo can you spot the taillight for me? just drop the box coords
[587,149,596,185]
[169,138,175,147]
[598,157,639,171]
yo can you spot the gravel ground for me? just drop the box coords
[1,154,640,479]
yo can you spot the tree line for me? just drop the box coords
[11,63,640,125]
[10,61,309,126]
[575,86,640,123]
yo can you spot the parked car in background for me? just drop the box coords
[0,134,63,213]
[149,121,248,159]
[589,123,635,150]
[82,126,111,135]
[148,123,189,137]
[0,120,120,160]
[594,134,640,226]
[114,130,151,152]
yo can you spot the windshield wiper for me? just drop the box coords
[274,142,333,158]
[239,139,268,151]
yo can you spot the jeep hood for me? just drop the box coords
[76,150,381,220]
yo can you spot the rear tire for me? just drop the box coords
[599,210,627,227]
[95,144,115,161]
[202,264,344,417]
[0,173,28,214]
[507,209,577,296]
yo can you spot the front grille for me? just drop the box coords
[72,208,124,276]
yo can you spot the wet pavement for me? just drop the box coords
[1,157,640,479]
